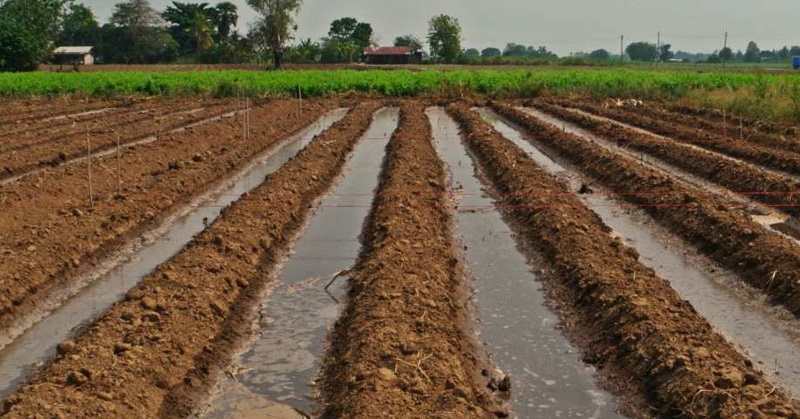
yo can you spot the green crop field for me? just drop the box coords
[2,67,798,122]
[0,68,789,97]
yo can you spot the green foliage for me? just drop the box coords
[427,14,461,63]
[58,3,100,46]
[0,68,789,101]
[394,35,422,51]
[589,49,610,60]
[744,41,760,63]
[328,17,371,50]
[0,0,70,63]
[246,0,302,69]
[626,42,657,61]
[0,17,40,71]
[163,2,214,54]
[481,47,501,57]
[464,48,479,57]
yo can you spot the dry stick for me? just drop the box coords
[116,132,122,196]
[86,131,93,210]
[297,85,302,117]
[740,116,744,140]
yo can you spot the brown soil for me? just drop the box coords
[0,98,334,338]
[1,102,142,143]
[492,102,800,318]
[552,98,800,177]
[666,103,783,135]
[0,98,118,127]
[528,100,800,218]
[0,99,237,180]
[0,101,383,419]
[320,102,505,419]
[448,101,800,418]
[629,102,800,155]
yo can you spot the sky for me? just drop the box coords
[84,0,800,55]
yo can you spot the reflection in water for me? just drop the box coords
[481,108,800,399]
[0,109,349,398]
[430,107,622,419]
[203,108,398,417]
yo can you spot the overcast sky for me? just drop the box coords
[84,0,800,54]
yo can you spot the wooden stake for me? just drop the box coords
[87,132,93,209]
[116,132,122,196]
[740,116,744,140]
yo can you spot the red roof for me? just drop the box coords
[364,46,413,56]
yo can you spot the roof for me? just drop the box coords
[53,46,94,55]
[364,46,413,56]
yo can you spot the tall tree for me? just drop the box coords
[625,41,657,61]
[481,47,501,57]
[100,0,177,64]
[111,0,162,27]
[58,3,100,46]
[719,46,733,63]
[0,17,40,71]
[427,14,461,62]
[659,43,673,61]
[163,2,214,54]
[213,1,237,41]
[328,17,372,50]
[0,0,71,61]
[394,34,422,51]
[744,41,760,63]
[246,0,302,69]
[589,49,610,60]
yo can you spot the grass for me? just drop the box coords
[2,67,799,123]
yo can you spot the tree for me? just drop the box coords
[213,1,237,41]
[0,0,71,62]
[719,46,733,62]
[625,41,657,61]
[0,17,40,71]
[464,48,479,57]
[744,41,760,62]
[481,47,501,57]
[163,2,214,55]
[589,49,610,60]
[328,17,372,50]
[57,3,100,46]
[427,14,461,62]
[99,0,178,64]
[503,43,526,57]
[394,34,422,51]
[246,0,302,69]
[659,43,673,61]
[111,0,163,27]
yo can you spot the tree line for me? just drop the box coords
[1,0,798,72]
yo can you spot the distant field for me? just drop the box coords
[0,67,791,96]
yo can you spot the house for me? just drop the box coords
[363,46,422,65]
[53,46,95,66]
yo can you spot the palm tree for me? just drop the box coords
[214,2,238,41]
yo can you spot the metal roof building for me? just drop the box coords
[363,46,422,65]
[53,46,95,66]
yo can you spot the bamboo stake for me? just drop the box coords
[116,132,122,195]
[87,131,93,209]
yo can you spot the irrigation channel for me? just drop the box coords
[476,108,800,399]
[519,107,800,240]
[0,108,349,398]
[427,108,622,418]
[200,108,398,418]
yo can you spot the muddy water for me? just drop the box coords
[0,109,349,398]
[428,108,623,418]
[200,108,398,419]
[477,109,800,399]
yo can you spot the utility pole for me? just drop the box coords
[723,30,728,68]
[657,31,661,63]
[620,35,624,65]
